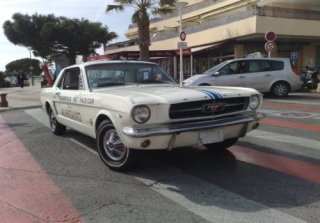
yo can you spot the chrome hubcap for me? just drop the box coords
[103,130,127,161]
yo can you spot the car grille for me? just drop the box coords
[169,97,250,119]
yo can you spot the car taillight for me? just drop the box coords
[292,66,300,75]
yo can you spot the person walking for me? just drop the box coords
[16,70,25,88]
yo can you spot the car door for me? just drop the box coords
[211,60,247,87]
[52,67,85,132]
[245,60,275,92]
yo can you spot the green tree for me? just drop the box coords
[106,0,176,61]
[3,13,117,64]
[5,58,42,76]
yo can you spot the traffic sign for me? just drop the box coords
[265,31,277,42]
[179,31,186,41]
[291,52,298,60]
[265,41,276,52]
[177,41,188,49]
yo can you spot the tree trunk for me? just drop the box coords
[137,11,150,61]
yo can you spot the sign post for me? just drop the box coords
[174,2,188,87]
[265,31,277,58]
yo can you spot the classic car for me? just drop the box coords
[40,60,265,171]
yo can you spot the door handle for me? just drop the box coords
[55,92,61,96]
[265,74,272,77]
[239,76,246,78]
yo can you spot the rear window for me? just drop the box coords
[249,60,284,72]
[267,60,284,71]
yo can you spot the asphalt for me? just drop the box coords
[0,79,42,112]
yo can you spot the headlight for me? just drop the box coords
[249,94,261,110]
[132,105,151,123]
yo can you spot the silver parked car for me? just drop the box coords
[183,58,302,97]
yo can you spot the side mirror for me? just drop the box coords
[212,71,219,76]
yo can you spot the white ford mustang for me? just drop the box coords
[40,60,265,171]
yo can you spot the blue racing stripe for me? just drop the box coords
[198,89,222,100]
[198,89,215,100]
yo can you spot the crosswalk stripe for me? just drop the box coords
[264,99,320,106]
[135,172,307,223]
[230,145,320,184]
[262,101,320,112]
[247,129,319,151]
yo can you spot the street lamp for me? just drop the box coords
[174,1,188,87]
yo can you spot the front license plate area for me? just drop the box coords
[199,130,224,144]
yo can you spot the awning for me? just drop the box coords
[191,43,221,53]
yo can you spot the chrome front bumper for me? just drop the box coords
[122,112,265,138]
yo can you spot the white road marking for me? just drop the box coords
[25,108,309,223]
[265,98,320,106]
[246,130,320,151]
[135,174,307,223]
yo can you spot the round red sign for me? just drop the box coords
[179,31,186,41]
[265,31,277,42]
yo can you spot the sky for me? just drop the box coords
[0,0,133,71]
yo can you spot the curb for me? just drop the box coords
[0,105,42,113]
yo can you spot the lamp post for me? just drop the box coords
[27,47,34,86]
[174,1,187,87]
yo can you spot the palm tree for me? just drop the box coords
[106,0,176,61]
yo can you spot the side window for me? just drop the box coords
[62,68,81,90]
[236,61,248,73]
[257,60,284,72]
[249,61,261,72]
[219,62,239,75]
[259,60,272,71]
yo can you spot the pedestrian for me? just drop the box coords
[16,70,25,88]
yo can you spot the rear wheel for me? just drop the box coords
[270,82,290,97]
[204,138,238,151]
[48,107,66,135]
[96,120,138,171]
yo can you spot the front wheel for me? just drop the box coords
[96,120,138,171]
[204,138,238,152]
[49,107,66,135]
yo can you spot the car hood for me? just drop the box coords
[94,84,258,105]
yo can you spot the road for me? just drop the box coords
[0,93,319,223]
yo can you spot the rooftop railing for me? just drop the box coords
[108,5,320,49]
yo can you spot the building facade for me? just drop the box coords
[104,0,320,79]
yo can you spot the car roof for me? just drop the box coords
[65,60,157,69]
[227,57,290,62]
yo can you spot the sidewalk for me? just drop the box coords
[0,80,42,112]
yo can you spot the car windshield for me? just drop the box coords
[85,63,176,89]
[203,60,230,74]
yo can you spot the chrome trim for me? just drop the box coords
[122,112,265,138]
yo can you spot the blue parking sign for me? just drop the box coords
[291,52,298,60]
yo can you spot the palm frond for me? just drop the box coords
[159,0,176,7]
[114,0,134,5]
[152,7,174,15]
[106,5,124,12]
